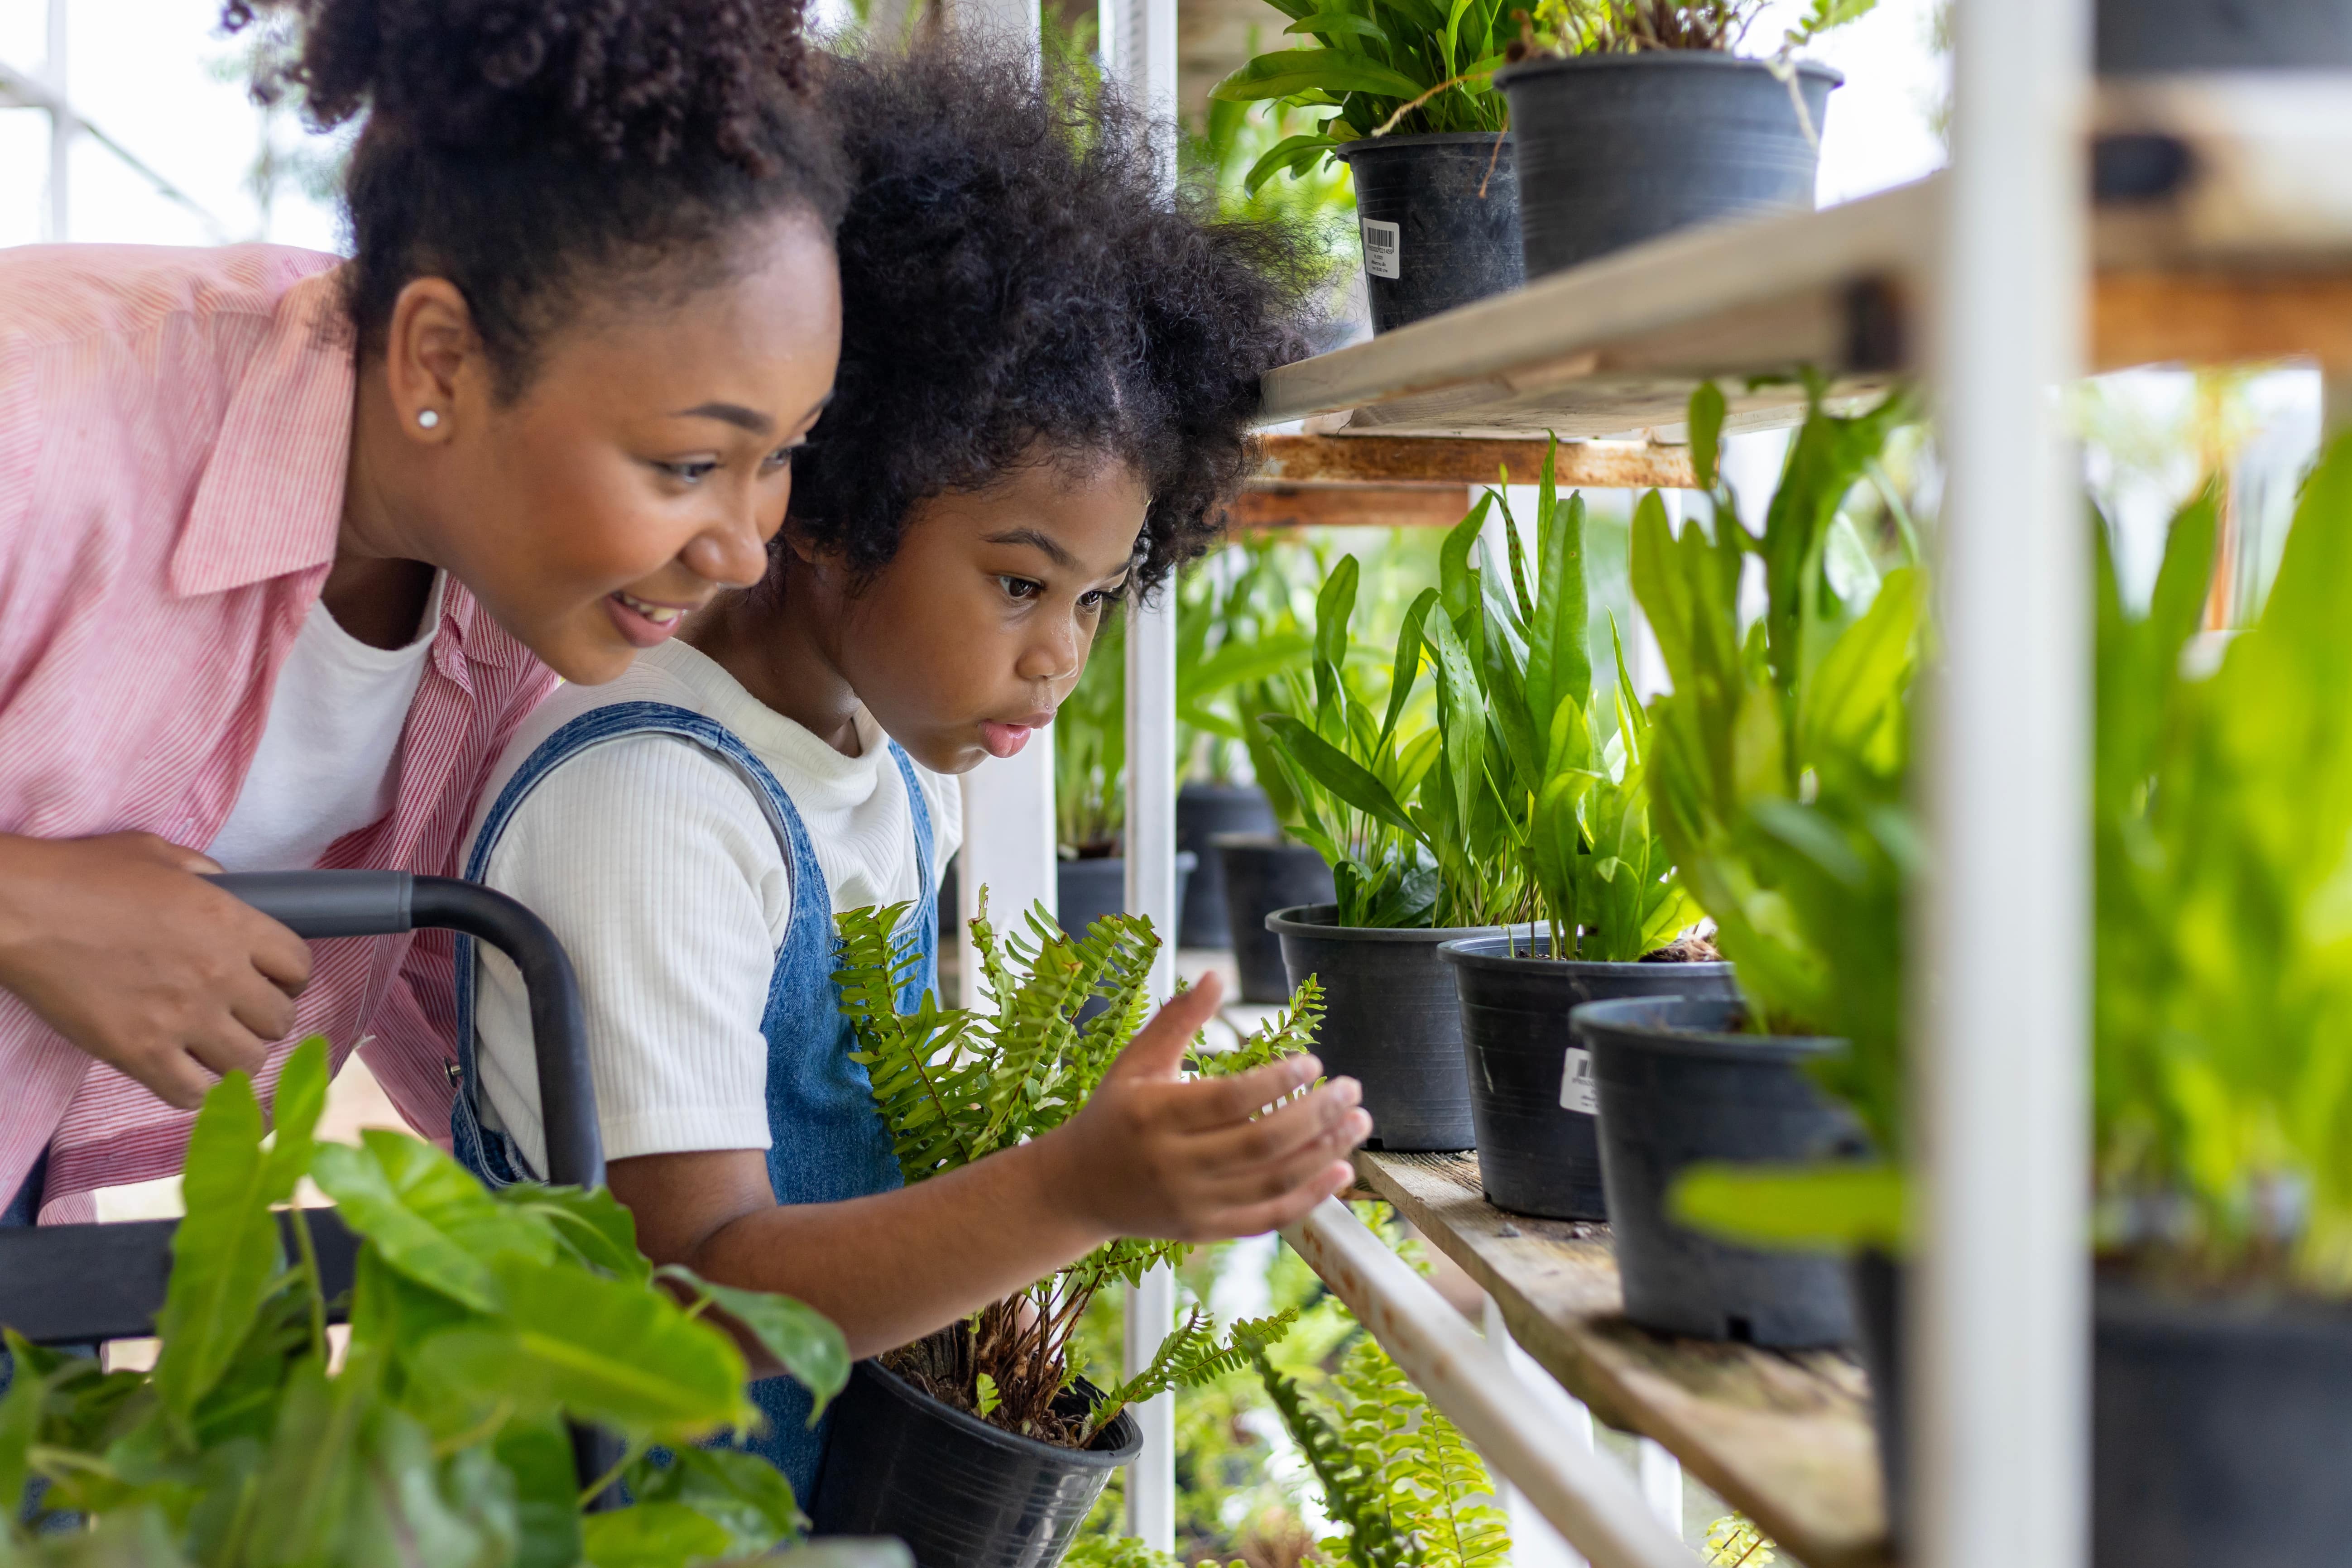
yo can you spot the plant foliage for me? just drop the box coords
[839,896,1315,1445]
[1525,0,1876,55]
[2093,437,2352,1290]
[0,1038,855,1568]
[1208,0,1513,195]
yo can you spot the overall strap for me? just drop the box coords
[885,742,937,892]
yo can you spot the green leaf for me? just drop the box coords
[153,1070,289,1427]
[1691,381,1727,493]
[495,1184,649,1283]
[581,1502,734,1568]
[1668,1161,1906,1253]
[312,1132,552,1312]
[1381,588,1440,744]
[1284,10,1390,40]
[1209,48,1429,105]
[1262,715,1418,834]
[1242,133,1342,196]
[655,1266,850,1419]
[1526,468,1591,758]
[496,1416,584,1568]
[633,1446,805,1557]
[1421,615,1487,849]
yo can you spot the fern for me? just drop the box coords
[1084,1306,1299,1439]
[837,887,1325,1446]
[1253,1349,1410,1568]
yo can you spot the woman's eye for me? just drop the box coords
[662,460,720,485]
[760,442,806,473]
[999,576,1045,602]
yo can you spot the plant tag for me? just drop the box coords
[1360,218,1401,279]
[1560,1047,1598,1114]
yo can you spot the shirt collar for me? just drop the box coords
[171,268,355,598]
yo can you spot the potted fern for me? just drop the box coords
[1495,1,1871,281]
[0,1038,869,1568]
[1259,556,1519,1151]
[1422,440,1733,1222]
[1209,0,1521,331]
[1573,378,1915,1348]
[813,897,1311,1566]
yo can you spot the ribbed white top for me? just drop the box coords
[467,639,960,1177]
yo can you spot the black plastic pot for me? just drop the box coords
[1176,784,1276,949]
[1334,133,1523,333]
[1853,1259,2352,1568]
[1056,853,1197,940]
[1496,53,1839,281]
[1215,836,1336,1003]
[1268,903,1503,1150]
[2098,0,2352,71]
[812,1361,1140,1568]
[1440,934,1738,1221]
[1572,995,1862,1346]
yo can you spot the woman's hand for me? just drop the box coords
[0,832,313,1109]
[1046,973,1371,1243]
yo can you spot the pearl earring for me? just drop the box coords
[417,409,441,430]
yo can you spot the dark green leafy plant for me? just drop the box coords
[838,897,1315,1446]
[2093,439,2352,1290]
[1208,0,1514,196]
[0,1038,854,1568]
[1177,540,1321,789]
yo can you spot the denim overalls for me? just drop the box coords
[448,700,931,1497]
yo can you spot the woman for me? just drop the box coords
[0,0,845,1225]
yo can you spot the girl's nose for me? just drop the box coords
[1015,624,1084,686]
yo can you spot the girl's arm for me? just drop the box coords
[610,974,1366,1363]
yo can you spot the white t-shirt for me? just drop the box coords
[209,574,447,872]
[468,639,961,1179]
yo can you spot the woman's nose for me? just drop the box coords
[681,497,775,588]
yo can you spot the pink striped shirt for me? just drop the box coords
[0,243,558,1221]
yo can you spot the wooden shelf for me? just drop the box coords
[1261,87,2352,442]
[1354,1151,1887,1568]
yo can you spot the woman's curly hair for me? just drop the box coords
[787,43,1315,597]
[222,0,847,396]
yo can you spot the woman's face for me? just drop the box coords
[831,457,1151,774]
[392,212,842,684]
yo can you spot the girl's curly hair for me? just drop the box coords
[787,43,1315,597]
[221,0,847,397]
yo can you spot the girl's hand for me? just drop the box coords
[0,832,313,1109]
[1048,973,1371,1243]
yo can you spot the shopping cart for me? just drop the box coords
[0,869,623,1498]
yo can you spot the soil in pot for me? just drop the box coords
[1335,133,1523,333]
[811,1359,1140,1568]
[1854,1259,2352,1568]
[2098,0,2352,71]
[1268,903,1504,1151]
[1572,994,1863,1346]
[1176,783,1276,949]
[1440,933,1737,1221]
[1216,835,1335,1004]
[1497,54,1838,280]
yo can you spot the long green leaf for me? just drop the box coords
[153,1071,286,1427]
[1262,715,1417,834]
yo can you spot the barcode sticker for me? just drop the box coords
[1361,217,1401,279]
[1560,1047,1598,1114]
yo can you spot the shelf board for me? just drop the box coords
[1264,90,2352,441]
[1355,1150,1887,1568]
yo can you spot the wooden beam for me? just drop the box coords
[1230,484,1477,532]
[2093,270,2352,372]
[1253,434,1697,490]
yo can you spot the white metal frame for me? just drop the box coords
[1917,7,2089,1568]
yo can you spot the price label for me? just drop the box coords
[1361,218,1401,279]
[1560,1046,1597,1114]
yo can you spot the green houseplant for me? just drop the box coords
[1571,378,1918,1347]
[1496,0,1874,282]
[1209,0,1522,330]
[0,1038,862,1568]
[814,897,1310,1566]
[1426,439,1733,1220]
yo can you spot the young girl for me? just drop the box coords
[452,47,1365,1491]
[0,0,843,1228]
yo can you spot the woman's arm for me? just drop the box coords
[611,976,1365,1364]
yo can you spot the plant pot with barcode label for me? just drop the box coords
[1441,933,1733,1219]
[1209,6,1519,333]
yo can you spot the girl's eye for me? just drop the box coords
[760,442,806,474]
[662,460,720,485]
[1000,576,1045,602]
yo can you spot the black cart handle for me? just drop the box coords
[206,871,603,1192]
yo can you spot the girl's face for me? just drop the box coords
[834,456,1150,774]
[381,212,842,685]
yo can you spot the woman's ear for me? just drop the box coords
[384,278,487,441]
